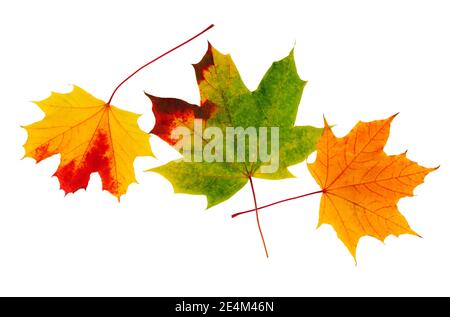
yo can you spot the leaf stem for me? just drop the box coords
[248,176,269,258]
[232,189,323,218]
[107,24,215,105]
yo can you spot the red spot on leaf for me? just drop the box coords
[199,100,216,120]
[34,143,56,163]
[193,42,214,83]
[147,94,216,145]
[54,130,118,195]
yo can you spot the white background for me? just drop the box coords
[0,0,448,296]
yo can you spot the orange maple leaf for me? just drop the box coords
[308,114,437,258]
[23,86,153,199]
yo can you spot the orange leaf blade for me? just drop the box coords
[308,115,437,258]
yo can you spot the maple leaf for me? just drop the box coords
[147,43,322,208]
[307,114,437,258]
[23,85,153,199]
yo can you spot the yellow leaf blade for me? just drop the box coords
[23,86,153,199]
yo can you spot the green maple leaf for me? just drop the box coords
[147,43,322,208]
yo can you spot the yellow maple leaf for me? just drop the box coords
[308,114,437,258]
[23,85,153,199]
